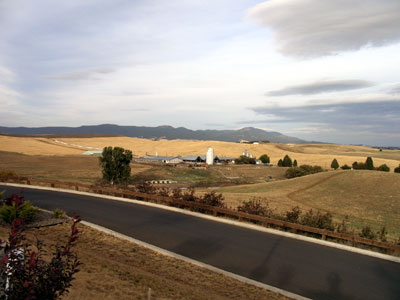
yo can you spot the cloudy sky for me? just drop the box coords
[1,0,400,146]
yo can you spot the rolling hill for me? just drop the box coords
[0,124,309,144]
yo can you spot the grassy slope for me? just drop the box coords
[217,170,400,240]
[0,222,288,300]
[1,135,399,170]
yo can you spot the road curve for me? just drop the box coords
[1,185,399,300]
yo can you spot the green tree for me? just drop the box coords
[395,165,400,173]
[282,155,293,167]
[365,157,374,170]
[277,159,283,167]
[331,158,339,170]
[258,154,270,164]
[99,146,133,184]
[293,160,298,167]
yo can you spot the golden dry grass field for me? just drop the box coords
[0,222,289,300]
[216,170,400,241]
[1,135,399,169]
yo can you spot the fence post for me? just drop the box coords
[147,288,151,300]
[75,185,79,191]
[51,183,55,188]
[213,208,217,217]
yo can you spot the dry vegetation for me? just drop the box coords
[1,135,399,169]
[0,222,289,300]
[216,170,400,241]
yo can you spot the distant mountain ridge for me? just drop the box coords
[0,124,311,144]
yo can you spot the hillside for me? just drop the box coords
[217,170,400,240]
[0,124,308,143]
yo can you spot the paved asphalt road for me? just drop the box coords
[1,185,399,300]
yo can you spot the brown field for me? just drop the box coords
[1,135,399,170]
[0,222,289,300]
[216,170,400,241]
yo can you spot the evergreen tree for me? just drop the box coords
[395,165,400,173]
[282,155,292,167]
[258,154,270,164]
[365,157,374,170]
[293,160,298,167]
[99,146,133,184]
[277,159,283,167]
[331,158,339,170]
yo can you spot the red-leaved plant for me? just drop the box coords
[0,214,81,299]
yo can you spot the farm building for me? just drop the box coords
[137,155,183,164]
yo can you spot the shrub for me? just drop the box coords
[365,157,374,170]
[182,188,197,202]
[282,155,293,167]
[301,209,334,231]
[237,198,272,217]
[336,216,349,233]
[0,169,17,177]
[53,209,67,219]
[0,194,39,224]
[285,206,302,223]
[235,155,256,164]
[331,158,339,170]
[0,216,81,299]
[341,164,351,170]
[378,226,388,242]
[258,154,270,164]
[377,164,390,172]
[99,146,133,185]
[395,165,400,173]
[285,167,307,179]
[360,225,376,240]
[352,161,366,170]
[285,165,324,179]
[198,192,225,207]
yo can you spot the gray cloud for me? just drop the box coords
[46,68,115,81]
[267,80,373,96]
[247,0,400,57]
[247,100,400,134]
[388,84,400,95]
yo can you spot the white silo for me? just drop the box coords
[206,148,214,165]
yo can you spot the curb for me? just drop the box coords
[1,182,399,264]
[80,220,310,300]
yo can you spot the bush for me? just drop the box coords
[0,216,81,299]
[352,161,366,169]
[341,164,351,170]
[378,226,388,242]
[395,165,400,173]
[360,225,376,240]
[377,164,390,172]
[282,155,293,167]
[53,209,67,219]
[198,192,225,207]
[258,154,270,164]
[0,194,39,224]
[301,209,334,231]
[237,198,272,217]
[331,158,339,170]
[285,206,302,223]
[285,167,307,179]
[0,169,17,177]
[285,165,324,179]
[99,146,132,185]
[365,157,374,170]
[235,155,256,164]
